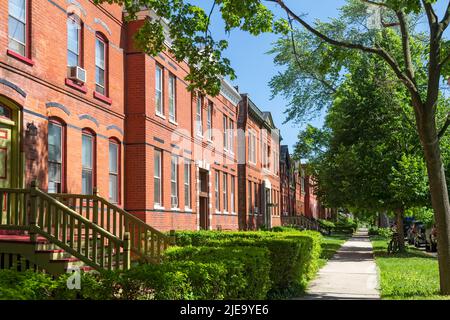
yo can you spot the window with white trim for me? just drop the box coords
[215,171,220,211]
[67,14,81,67]
[171,155,179,208]
[196,96,203,136]
[155,65,163,115]
[82,131,95,195]
[223,116,228,150]
[207,101,212,140]
[95,34,107,95]
[169,73,176,122]
[223,172,228,212]
[184,161,191,209]
[48,120,64,193]
[8,0,27,56]
[109,140,119,203]
[154,149,162,206]
[229,120,234,153]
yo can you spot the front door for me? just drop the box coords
[0,123,12,188]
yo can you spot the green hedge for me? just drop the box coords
[0,229,322,300]
[164,246,271,299]
[172,230,323,297]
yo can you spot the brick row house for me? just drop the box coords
[237,94,281,230]
[0,0,327,234]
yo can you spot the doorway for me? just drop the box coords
[0,101,20,189]
[198,169,209,230]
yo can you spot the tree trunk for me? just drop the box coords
[395,208,405,252]
[418,108,450,295]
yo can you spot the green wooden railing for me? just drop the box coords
[0,183,131,271]
[282,215,319,231]
[50,191,172,263]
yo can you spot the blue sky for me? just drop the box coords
[191,0,346,151]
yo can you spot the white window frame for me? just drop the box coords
[223,172,228,213]
[215,171,220,212]
[228,120,234,154]
[223,116,228,151]
[155,65,164,116]
[207,101,212,141]
[196,96,203,137]
[169,73,176,123]
[154,149,163,208]
[171,155,179,209]
[8,0,27,57]
[184,161,191,210]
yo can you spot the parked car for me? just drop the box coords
[413,222,427,247]
[425,224,438,252]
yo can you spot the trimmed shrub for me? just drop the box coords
[172,230,323,297]
[164,245,271,300]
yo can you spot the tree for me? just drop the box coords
[98,0,450,294]
[298,53,430,251]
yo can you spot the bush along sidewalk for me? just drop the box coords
[0,229,322,300]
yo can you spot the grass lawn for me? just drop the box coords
[371,236,450,300]
[318,233,350,269]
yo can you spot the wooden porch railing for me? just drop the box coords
[0,183,131,271]
[50,191,172,263]
[281,215,319,231]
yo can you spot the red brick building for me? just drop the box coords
[293,160,305,216]
[237,94,281,230]
[124,11,241,231]
[280,145,295,216]
[0,0,125,201]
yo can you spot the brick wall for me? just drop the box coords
[0,0,125,202]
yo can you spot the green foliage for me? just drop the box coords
[371,235,450,299]
[369,226,393,239]
[405,206,435,228]
[164,245,271,299]
[172,229,323,297]
[318,219,336,230]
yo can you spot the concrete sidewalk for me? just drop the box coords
[297,229,380,300]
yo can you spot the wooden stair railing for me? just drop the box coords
[0,184,131,272]
[50,191,172,263]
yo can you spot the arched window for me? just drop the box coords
[48,118,66,193]
[81,129,96,195]
[95,32,108,96]
[67,13,82,67]
[108,138,120,203]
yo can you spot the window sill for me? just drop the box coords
[206,139,213,144]
[215,211,222,215]
[196,133,204,139]
[171,207,180,212]
[65,78,87,93]
[7,50,35,66]
[154,205,165,210]
[185,207,193,212]
[93,91,112,105]
[168,119,178,126]
[155,112,166,120]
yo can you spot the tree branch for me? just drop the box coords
[287,16,338,94]
[438,113,450,139]
[422,0,438,28]
[396,10,415,81]
[440,1,450,32]
[360,0,388,8]
[273,0,422,104]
